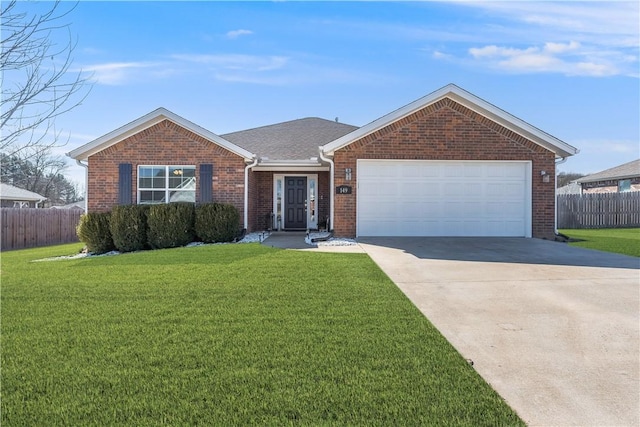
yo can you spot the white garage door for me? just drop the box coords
[357,160,531,237]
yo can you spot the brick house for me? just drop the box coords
[67,84,578,239]
[576,159,640,194]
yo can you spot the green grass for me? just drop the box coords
[559,228,640,257]
[2,243,523,426]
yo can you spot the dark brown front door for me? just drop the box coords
[285,177,307,229]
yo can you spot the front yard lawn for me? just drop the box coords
[559,228,640,257]
[2,243,523,426]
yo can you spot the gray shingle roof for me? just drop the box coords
[0,183,46,201]
[577,159,640,183]
[222,117,358,160]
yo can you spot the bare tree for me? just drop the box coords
[557,172,586,188]
[1,0,91,159]
[1,147,81,206]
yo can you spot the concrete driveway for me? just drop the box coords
[358,237,639,427]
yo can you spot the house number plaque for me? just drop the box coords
[336,185,352,194]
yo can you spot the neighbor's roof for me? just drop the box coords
[50,201,85,209]
[223,117,358,161]
[0,183,46,201]
[577,159,640,184]
[556,181,582,195]
[321,83,579,159]
[67,108,255,162]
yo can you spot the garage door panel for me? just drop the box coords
[443,164,463,177]
[503,163,526,178]
[357,160,530,237]
[464,164,483,178]
[401,164,423,178]
[444,182,465,197]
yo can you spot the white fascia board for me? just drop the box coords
[66,107,255,161]
[253,165,330,172]
[321,84,579,159]
[253,159,329,172]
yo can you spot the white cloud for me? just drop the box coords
[81,61,162,85]
[438,2,639,78]
[544,41,580,55]
[226,29,253,39]
[432,50,452,60]
[466,41,621,77]
[172,54,288,72]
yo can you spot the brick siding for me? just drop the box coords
[87,120,247,228]
[333,98,557,239]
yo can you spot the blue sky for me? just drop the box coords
[16,1,640,186]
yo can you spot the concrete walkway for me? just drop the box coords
[261,232,366,253]
[358,237,640,427]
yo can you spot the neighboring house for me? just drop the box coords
[0,183,46,208]
[576,159,640,194]
[557,181,582,195]
[67,84,578,239]
[50,201,85,210]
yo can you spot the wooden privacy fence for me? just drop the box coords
[557,192,640,229]
[1,208,83,251]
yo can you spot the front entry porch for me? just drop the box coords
[249,170,329,233]
[273,173,322,231]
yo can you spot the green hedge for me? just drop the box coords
[195,203,241,243]
[79,202,242,254]
[147,203,195,249]
[110,205,149,252]
[76,212,115,254]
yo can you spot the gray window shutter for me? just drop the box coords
[118,163,132,205]
[200,164,213,203]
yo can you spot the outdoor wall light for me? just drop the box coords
[540,170,550,183]
[345,168,352,181]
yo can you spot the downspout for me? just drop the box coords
[35,198,46,208]
[554,156,568,235]
[244,156,258,231]
[76,159,89,212]
[318,147,334,231]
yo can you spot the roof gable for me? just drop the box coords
[577,159,640,183]
[67,108,255,162]
[321,84,578,159]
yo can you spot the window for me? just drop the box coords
[138,166,196,204]
[276,178,283,229]
[618,179,631,192]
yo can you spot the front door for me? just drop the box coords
[285,177,307,229]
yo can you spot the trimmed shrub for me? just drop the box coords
[195,202,241,243]
[76,212,115,254]
[110,205,149,252]
[147,203,195,249]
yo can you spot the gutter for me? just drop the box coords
[75,159,89,212]
[243,156,258,231]
[318,148,334,231]
[554,156,568,235]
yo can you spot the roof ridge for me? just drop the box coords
[222,116,357,136]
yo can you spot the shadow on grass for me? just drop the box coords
[69,243,355,268]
